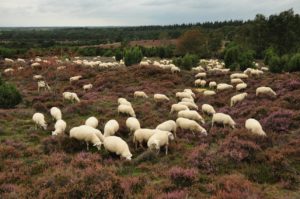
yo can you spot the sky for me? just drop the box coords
[0,0,300,27]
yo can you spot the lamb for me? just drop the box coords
[147,130,174,155]
[154,94,170,102]
[212,113,236,129]
[70,75,82,83]
[126,117,141,134]
[38,81,51,92]
[217,83,233,91]
[133,128,156,149]
[245,118,267,136]
[52,119,67,136]
[134,91,148,98]
[118,98,132,106]
[178,110,205,124]
[170,104,189,114]
[103,136,132,160]
[178,101,198,110]
[256,87,276,97]
[201,104,216,115]
[50,107,62,121]
[236,83,247,91]
[209,81,217,89]
[231,78,244,84]
[118,104,136,117]
[85,116,98,128]
[69,125,102,150]
[203,90,216,96]
[230,93,248,107]
[176,118,207,135]
[63,92,80,103]
[176,92,194,100]
[195,72,206,78]
[104,119,119,137]
[32,113,47,130]
[83,84,93,91]
[156,120,177,138]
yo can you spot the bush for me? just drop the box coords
[224,45,240,68]
[124,47,143,66]
[0,79,22,108]
[239,50,254,71]
[286,53,300,72]
[173,54,198,70]
[169,166,197,187]
[264,47,277,65]
[269,55,282,73]
[115,49,123,61]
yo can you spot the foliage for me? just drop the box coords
[269,55,282,73]
[261,109,294,133]
[173,54,199,70]
[115,48,123,61]
[224,44,254,71]
[0,78,22,108]
[169,167,198,187]
[124,47,143,66]
[286,53,300,72]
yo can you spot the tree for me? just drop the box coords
[124,47,143,66]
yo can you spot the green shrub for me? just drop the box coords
[124,47,143,66]
[173,54,198,70]
[286,53,300,72]
[224,46,240,68]
[0,78,22,108]
[281,54,291,71]
[269,55,282,73]
[264,47,277,65]
[115,49,123,61]
[239,50,255,71]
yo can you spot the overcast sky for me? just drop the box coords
[0,0,300,26]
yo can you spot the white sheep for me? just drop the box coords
[118,98,132,106]
[83,84,93,91]
[4,58,14,64]
[236,83,247,91]
[256,87,276,97]
[147,130,174,155]
[176,118,207,135]
[230,93,248,107]
[103,136,132,160]
[57,66,66,70]
[245,118,267,136]
[217,83,233,91]
[176,92,193,100]
[170,104,189,114]
[202,104,216,115]
[33,75,43,81]
[126,117,141,134]
[70,75,82,83]
[156,120,177,138]
[37,81,51,92]
[69,125,102,150]
[209,81,217,89]
[4,68,14,74]
[231,78,244,84]
[230,73,248,79]
[140,61,150,66]
[32,113,47,130]
[133,128,156,149]
[85,117,98,128]
[154,94,170,103]
[134,91,148,98]
[63,92,80,103]
[104,119,119,137]
[203,90,216,96]
[212,113,236,129]
[171,66,180,73]
[52,119,67,136]
[50,107,62,121]
[17,58,25,63]
[178,101,198,110]
[181,98,194,103]
[118,104,136,117]
[31,62,41,68]
[195,72,206,78]
[178,110,205,124]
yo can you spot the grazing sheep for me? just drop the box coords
[171,66,180,73]
[57,66,66,70]
[245,118,267,136]
[209,81,217,89]
[4,68,14,74]
[133,128,156,149]
[230,93,248,107]
[170,104,189,114]
[176,92,194,100]
[178,101,198,110]
[83,84,93,91]
[50,107,62,121]
[85,117,98,128]
[17,58,25,63]
[217,83,233,91]
[69,125,102,150]
[70,75,82,83]
[195,72,206,78]
[134,91,148,98]
[236,83,247,91]
[156,120,177,138]
[103,136,132,160]
[4,58,14,64]
[126,117,141,134]
[147,130,174,155]
[140,61,149,66]
[33,75,43,81]
[183,89,196,98]
[178,110,205,124]
[154,94,170,103]
[37,81,51,92]
[230,73,248,79]
[212,113,236,129]
[118,98,132,106]
[104,119,119,137]
[118,104,136,117]
[63,92,80,103]
[52,119,67,136]
[203,90,216,96]
[31,62,41,68]
[256,87,277,97]
[231,78,244,84]
[181,98,194,103]
[202,104,216,115]
[176,118,207,135]
[32,113,47,130]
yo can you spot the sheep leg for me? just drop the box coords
[140,142,145,150]
[135,141,138,150]
[165,145,168,155]
[86,142,89,150]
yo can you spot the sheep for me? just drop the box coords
[118,104,136,117]
[156,120,177,138]
[17,58,26,63]
[4,68,14,74]
[178,101,198,110]
[52,119,67,136]
[32,113,47,130]
[70,75,82,83]
[133,128,156,149]
[178,110,205,124]
[181,98,194,103]
[154,94,170,103]
[212,113,236,129]
[171,66,180,73]
[103,136,132,160]
[176,92,193,100]
[201,104,216,115]
[4,58,14,64]
[118,98,132,106]
[33,75,43,81]
[170,104,189,114]
[230,93,248,107]
[126,117,141,134]
[147,130,174,155]
[217,83,233,91]
[194,79,202,87]
[83,84,93,91]
[104,119,119,137]
[256,87,277,97]
[236,83,247,91]
[140,61,149,66]
[85,116,98,128]
[31,62,41,68]
[261,67,269,71]
[57,66,66,70]
[134,91,148,98]
[195,72,206,78]
[230,73,248,79]
[176,118,207,135]
[50,107,62,121]
[203,90,216,96]
[245,118,267,136]
[209,81,217,89]
[63,92,80,103]
[37,81,51,92]
[231,78,244,84]
[69,125,102,150]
